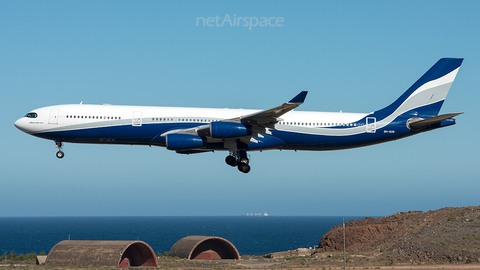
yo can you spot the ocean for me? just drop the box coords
[0,216,365,256]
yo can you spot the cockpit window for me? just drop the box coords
[25,112,38,118]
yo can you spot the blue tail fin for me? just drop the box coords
[375,58,463,118]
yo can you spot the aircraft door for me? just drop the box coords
[49,109,59,124]
[366,117,376,133]
[132,111,142,126]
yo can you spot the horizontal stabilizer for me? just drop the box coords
[408,113,463,131]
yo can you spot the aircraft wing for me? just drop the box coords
[161,124,210,137]
[161,91,308,138]
[237,91,308,127]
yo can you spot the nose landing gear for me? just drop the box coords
[225,151,250,173]
[55,141,64,159]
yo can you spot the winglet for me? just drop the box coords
[288,91,308,104]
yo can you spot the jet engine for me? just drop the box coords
[166,134,206,150]
[210,122,252,138]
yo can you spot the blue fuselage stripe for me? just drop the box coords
[33,115,416,151]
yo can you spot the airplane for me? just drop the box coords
[15,58,463,173]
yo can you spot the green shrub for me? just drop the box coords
[1,250,42,261]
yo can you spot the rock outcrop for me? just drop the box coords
[317,219,398,252]
[314,206,480,264]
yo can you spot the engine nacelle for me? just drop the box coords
[166,134,206,150]
[210,122,252,138]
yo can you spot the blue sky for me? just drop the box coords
[1,1,479,217]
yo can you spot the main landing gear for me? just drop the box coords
[225,151,250,173]
[55,141,64,159]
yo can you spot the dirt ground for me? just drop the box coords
[278,265,480,270]
[2,263,480,269]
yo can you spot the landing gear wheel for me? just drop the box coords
[56,151,64,159]
[237,164,251,173]
[225,155,237,166]
[54,141,64,159]
[239,157,249,165]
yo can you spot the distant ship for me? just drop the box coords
[242,213,269,217]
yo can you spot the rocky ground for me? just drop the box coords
[265,206,480,269]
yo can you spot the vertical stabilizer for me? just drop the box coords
[375,58,463,118]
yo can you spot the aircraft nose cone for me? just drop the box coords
[14,118,29,133]
[14,118,21,129]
